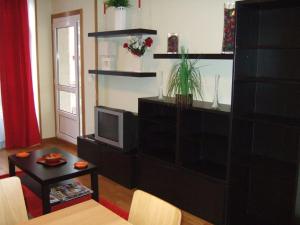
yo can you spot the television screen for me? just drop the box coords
[98,111,119,142]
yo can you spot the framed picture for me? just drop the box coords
[167,33,178,53]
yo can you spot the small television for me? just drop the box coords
[95,106,137,151]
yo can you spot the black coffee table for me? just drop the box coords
[8,148,98,214]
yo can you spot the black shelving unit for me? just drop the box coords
[153,53,234,60]
[228,1,300,225]
[137,97,230,224]
[88,70,156,77]
[88,28,157,38]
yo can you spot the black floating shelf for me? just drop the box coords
[88,70,156,77]
[88,28,157,38]
[153,53,234,60]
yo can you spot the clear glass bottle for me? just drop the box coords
[212,74,220,109]
[158,71,164,99]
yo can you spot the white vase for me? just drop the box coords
[115,7,126,30]
[157,71,164,99]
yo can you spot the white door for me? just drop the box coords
[53,15,81,144]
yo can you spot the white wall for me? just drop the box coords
[36,0,56,138]
[98,0,235,113]
[36,0,237,138]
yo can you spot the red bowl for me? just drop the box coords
[44,153,62,164]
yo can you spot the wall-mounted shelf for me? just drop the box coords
[153,53,234,60]
[88,28,157,38]
[88,70,156,77]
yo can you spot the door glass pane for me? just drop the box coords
[57,27,76,87]
[59,91,77,115]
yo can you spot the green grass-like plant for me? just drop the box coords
[105,0,130,8]
[167,47,203,99]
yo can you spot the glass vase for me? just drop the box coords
[212,75,220,109]
[157,71,164,99]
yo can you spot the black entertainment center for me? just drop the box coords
[79,1,300,225]
[78,97,231,224]
[137,97,230,225]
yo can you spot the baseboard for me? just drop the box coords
[42,137,77,147]
[56,137,77,147]
[42,137,58,143]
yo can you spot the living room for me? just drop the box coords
[1,0,300,225]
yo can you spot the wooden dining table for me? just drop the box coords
[17,200,132,225]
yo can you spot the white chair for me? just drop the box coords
[0,176,28,225]
[128,190,182,225]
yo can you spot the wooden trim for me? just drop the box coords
[51,16,57,138]
[34,0,42,138]
[79,10,86,135]
[95,0,99,106]
[51,9,86,137]
[51,9,82,20]
[41,137,58,144]
[41,137,77,147]
[56,137,77,147]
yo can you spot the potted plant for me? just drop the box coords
[167,47,202,107]
[105,0,130,30]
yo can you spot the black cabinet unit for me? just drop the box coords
[79,1,300,224]
[77,135,136,189]
[137,97,231,224]
[228,1,300,225]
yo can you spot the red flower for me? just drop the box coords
[123,43,128,48]
[144,37,153,47]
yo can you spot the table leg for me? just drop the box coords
[91,171,99,202]
[8,159,16,177]
[42,185,51,214]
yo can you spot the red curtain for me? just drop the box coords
[0,0,41,148]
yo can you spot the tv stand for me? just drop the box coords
[77,135,136,189]
[137,97,230,225]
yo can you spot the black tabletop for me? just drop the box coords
[9,148,97,184]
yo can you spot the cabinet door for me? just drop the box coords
[176,170,226,225]
[247,161,297,224]
[136,155,226,225]
[77,137,101,170]
[136,155,176,201]
[101,145,135,188]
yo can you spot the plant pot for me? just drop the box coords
[115,7,126,30]
[175,94,193,107]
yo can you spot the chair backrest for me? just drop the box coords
[0,176,28,225]
[128,190,182,225]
